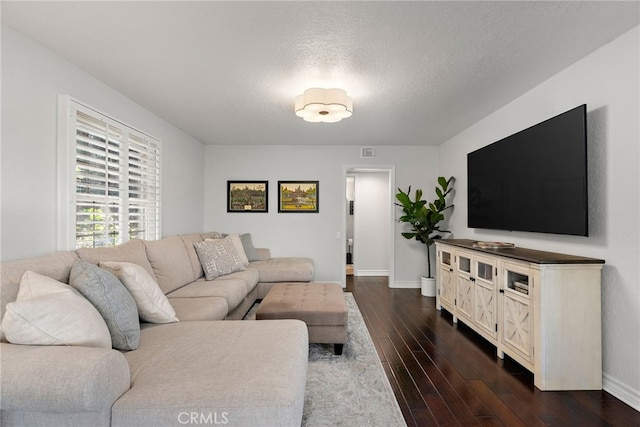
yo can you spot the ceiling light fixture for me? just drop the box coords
[295,88,353,123]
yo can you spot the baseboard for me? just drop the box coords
[390,280,420,289]
[355,270,389,277]
[603,373,640,412]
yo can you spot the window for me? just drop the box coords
[58,97,161,249]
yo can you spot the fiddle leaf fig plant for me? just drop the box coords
[395,176,454,278]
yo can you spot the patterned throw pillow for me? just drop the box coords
[207,234,249,267]
[194,237,246,280]
[69,259,140,351]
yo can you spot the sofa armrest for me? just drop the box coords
[1,343,130,413]
[256,247,271,260]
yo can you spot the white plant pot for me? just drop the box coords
[421,276,436,297]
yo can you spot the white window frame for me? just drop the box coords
[57,95,162,250]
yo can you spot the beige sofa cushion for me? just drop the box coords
[144,236,197,294]
[179,233,208,280]
[166,296,228,321]
[1,343,129,426]
[0,251,78,322]
[218,268,260,294]
[256,247,271,260]
[167,278,247,312]
[112,320,308,427]
[76,239,155,280]
[250,257,314,283]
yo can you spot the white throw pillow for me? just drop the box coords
[100,261,179,324]
[207,234,249,267]
[1,271,112,348]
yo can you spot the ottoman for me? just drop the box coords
[256,283,348,355]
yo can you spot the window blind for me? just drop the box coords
[71,104,161,248]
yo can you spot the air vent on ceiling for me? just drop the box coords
[360,147,377,158]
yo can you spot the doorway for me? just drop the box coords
[346,175,355,276]
[343,166,395,287]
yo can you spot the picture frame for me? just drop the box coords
[278,181,319,213]
[227,181,268,212]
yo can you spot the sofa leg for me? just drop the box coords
[334,344,344,355]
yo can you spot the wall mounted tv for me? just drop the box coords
[467,104,588,236]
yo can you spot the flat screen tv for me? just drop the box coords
[467,104,588,236]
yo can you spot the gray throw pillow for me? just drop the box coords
[69,259,140,351]
[240,233,260,261]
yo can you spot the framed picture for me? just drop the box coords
[227,181,268,212]
[278,181,319,213]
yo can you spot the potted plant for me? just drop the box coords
[395,176,454,296]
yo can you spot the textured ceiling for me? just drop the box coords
[3,1,639,146]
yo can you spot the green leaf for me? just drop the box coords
[395,192,410,206]
[437,176,447,189]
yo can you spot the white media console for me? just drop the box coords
[435,239,604,391]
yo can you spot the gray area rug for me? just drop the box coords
[246,293,407,427]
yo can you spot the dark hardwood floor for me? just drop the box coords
[345,275,640,427]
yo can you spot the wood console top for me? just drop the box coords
[438,239,605,265]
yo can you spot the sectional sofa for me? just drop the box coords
[0,232,315,426]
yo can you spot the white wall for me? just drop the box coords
[438,26,640,409]
[353,172,390,276]
[1,26,206,261]
[204,145,440,285]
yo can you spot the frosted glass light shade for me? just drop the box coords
[295,88,353,123]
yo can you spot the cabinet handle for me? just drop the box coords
[470,277,476,282]
[449,268,453,272]
[499,289,505,294]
